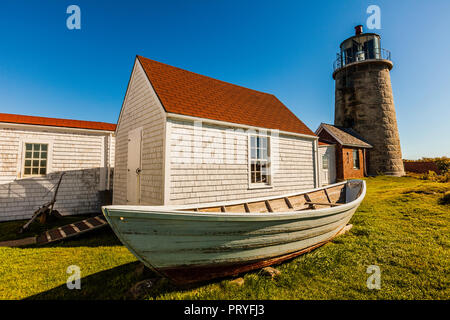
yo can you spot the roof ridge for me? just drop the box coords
[137,55,275,97]
[0,113,116,131]
[0,112,114,125]
[270,95,310,126]
[135,55,316,137]
[319,123,372,148]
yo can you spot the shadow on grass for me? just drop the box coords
[25,261,205,300]
[26,261,143,300]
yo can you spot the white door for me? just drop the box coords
[319,145,336,186]
[327,146,336,184]
[127,127,142,204]
[322,155,329,183]
[322,153,329,185]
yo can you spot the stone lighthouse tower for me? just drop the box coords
[332,25,405,176]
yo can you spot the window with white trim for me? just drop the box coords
[23,143,48,176]
[249,134,270,185]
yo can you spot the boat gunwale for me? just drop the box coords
[102,180,366,222]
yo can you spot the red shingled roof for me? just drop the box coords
[0,113,116,131]
[137,56,316,137]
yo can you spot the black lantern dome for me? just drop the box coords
[333,25,391,71]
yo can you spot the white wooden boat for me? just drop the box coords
[102,180,366,285]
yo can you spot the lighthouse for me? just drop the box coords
[332,25,405,176]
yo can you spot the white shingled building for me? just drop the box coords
[0,113,116,221]
[114,55,325,206]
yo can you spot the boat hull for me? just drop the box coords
[158,224,351,284]
[102,180,365,284]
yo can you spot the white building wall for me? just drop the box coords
[167,118,316,205]
[0,125,115,221]
[113,59,166,206]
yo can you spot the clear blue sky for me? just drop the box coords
[0,0,448,159]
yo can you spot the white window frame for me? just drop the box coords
[18,139,53,178]
[248,132,272,189]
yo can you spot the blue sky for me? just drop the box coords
[0,0,448,159]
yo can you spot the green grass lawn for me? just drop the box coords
[0,176,448,300]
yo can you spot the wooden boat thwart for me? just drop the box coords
[102,180,366,284]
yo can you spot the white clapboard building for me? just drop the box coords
[114,55,328,206]
[0,113,115,221]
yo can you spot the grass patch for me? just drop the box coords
[0,176,448,300]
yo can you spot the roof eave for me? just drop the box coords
[317,123,372,148]
[341,143,373,149]
[0,121,115,134]
[166,112,318,140]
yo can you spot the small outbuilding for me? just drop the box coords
[114,55,322,206]
[316,123,372,181]
[0,113,116,221]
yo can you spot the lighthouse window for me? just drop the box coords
[363,39,376,59]
[344,47,353,64]
[353,149,360,169]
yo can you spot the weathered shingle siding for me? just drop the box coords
[168,118,316,205]
[113,59,165,205]
[0,127,114,221]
